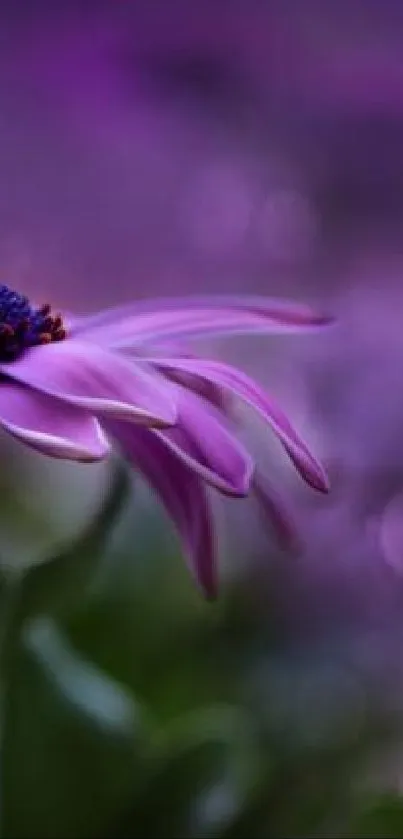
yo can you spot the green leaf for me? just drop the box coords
[2,617,151,839]
[113,705,262,839]
[345,794,403,838]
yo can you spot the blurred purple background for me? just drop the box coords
[3,4,403,823]
[4,0,403,312]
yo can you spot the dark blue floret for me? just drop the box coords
[0,284,66,361]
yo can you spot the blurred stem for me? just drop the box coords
[0,456,130,836]
[0,569,24,839]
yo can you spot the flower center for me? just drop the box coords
[0,284,67,361]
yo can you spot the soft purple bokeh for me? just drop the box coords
[2,0,403,779]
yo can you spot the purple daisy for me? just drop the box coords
[0,284,331,597]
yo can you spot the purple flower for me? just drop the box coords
[0,285,331,597]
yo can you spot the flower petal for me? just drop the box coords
[71,295,333,349]
[0,383,110,462]
[252,472,301,552]
[2,340,176,428]
[154,386,254,497]
[153,357,329,493]
[108,421,217,598]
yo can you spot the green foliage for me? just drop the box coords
[0,473,400,837]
